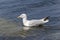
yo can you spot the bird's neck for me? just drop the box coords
[22,17,27,24]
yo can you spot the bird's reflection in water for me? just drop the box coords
[14,25,50,38]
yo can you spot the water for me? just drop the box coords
[0,0,60,40]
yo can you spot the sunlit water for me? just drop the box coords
[0,0,60,40]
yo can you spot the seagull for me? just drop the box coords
[17,13,49,27]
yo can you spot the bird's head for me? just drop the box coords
[17,13,26,18]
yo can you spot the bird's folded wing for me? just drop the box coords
[28,20,43,26]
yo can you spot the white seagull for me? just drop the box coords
[17,13,49,27]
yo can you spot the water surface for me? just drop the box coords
[0,0,60,40]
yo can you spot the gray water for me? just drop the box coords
[0,0,60,40]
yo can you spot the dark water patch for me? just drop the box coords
[27,0,56,8]
[0,36,23,40]
[47,16,60,26]
[44,31,60,40]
